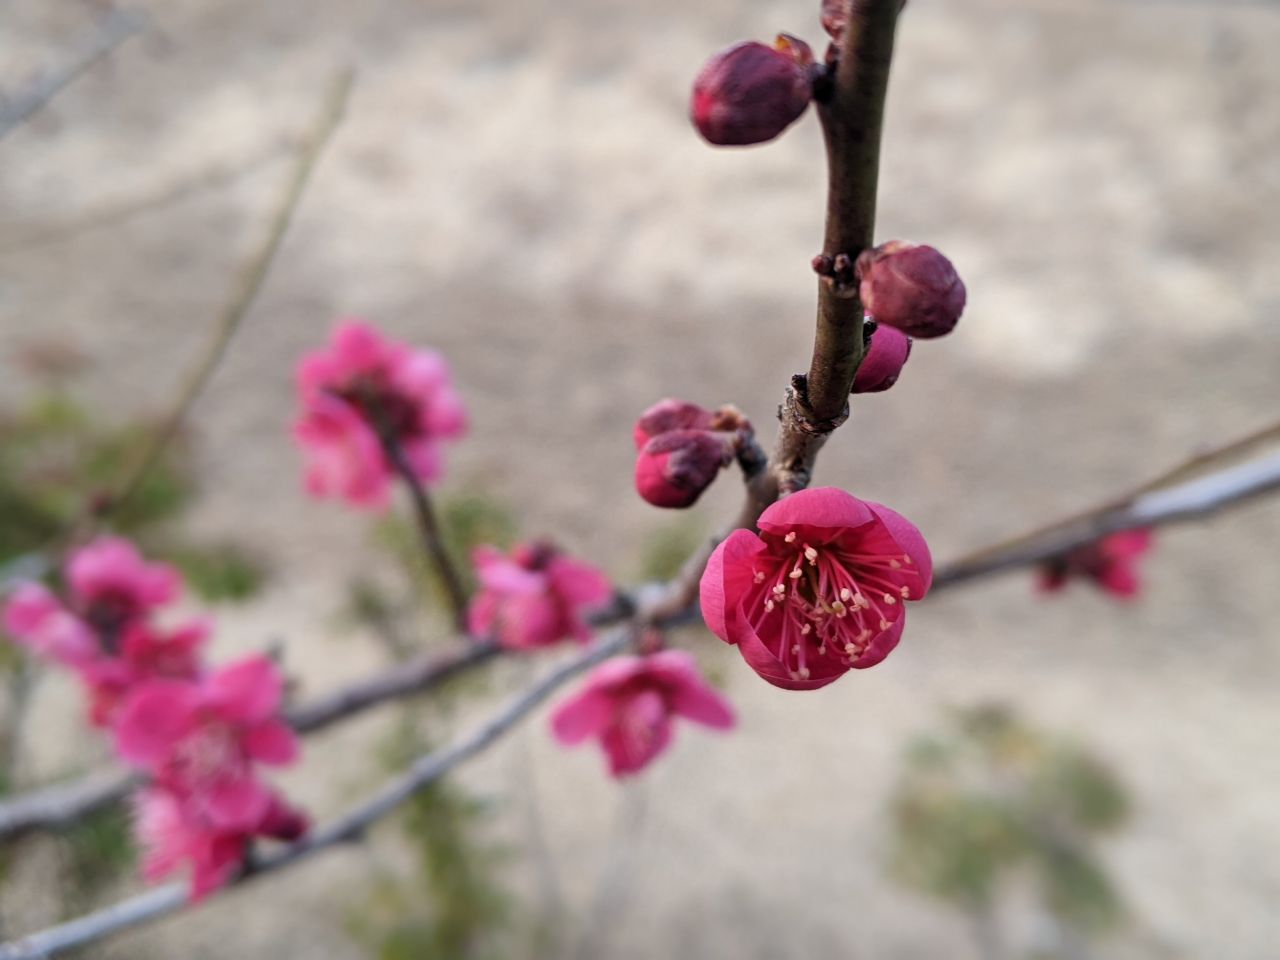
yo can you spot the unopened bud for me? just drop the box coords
[851,323,912,393]
[691,39,814,147]
[857,241,966,339]
[633,398,715,450]
[635,429,735,508]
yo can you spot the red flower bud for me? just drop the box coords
[857,241,966,339]
[851,324,912,393]
[691,39,813,147]
[633,398,715,450]
[635,429,735,508]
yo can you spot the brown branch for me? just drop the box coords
[103,68,353,519]
[377,433,471,633]
[764,0,902,500]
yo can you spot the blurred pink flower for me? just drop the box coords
[700,486,932,690]
[550,650,735,777]
[293,320,467,510]
[1038,529,1154,600]
[2,537,204,726]
[2,582,97,667]
[115,656,299,832]
[468,541,612,650]
[133,786,308,901]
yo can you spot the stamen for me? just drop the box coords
[889,559,902,569]
[839,587,853,602]
[883,593,897,605]
[788,567,803,580]
[804,546,818,564]
[800,623,812,635]
[831,600,847,618]
[784,531,797,543]
[773,583,787,596]
[765,599,775,612]
[900,586,911,599]
[753,571,766,584]
[798,667,811,679]
[879,618,890,630]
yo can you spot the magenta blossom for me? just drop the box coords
[1039,529,1153,600]
[3,538,205,726]
[133,785,308,900]
[294,320,467,510]
[468,542,612,650]
[115,656,299,831]
[700,487,932,690]
[551,650,735,777]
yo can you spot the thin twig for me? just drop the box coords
[104,68,353,519]
[378,433,470,633]
[0,8,146,141]
[0,144,288,254]
[0,630,632,960]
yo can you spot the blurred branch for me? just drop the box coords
[102,68,353,521]
[0,144,288,254]
[0,8,146,141]
[0,629,633,960]
[932,440,1280,591]
[377,433,470,633]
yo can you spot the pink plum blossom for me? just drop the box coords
[293,320,467,510]
[115,656,299,832]
[3,537,205,725]
[133,785,308,901]
[468,542,612,650]
[1038,529,1153,600]
[550,650,735,777]
[699,486,932,690]
[632,399,752,509]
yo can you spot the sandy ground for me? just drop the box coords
[2,0,1280,956]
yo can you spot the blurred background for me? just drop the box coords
[2,0,1279,956]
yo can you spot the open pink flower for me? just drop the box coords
[699,487,932,690]
[3,537,205,726]
[1038,529,1153,600]
[133,785,308,901]
[468,541,612,650]
[550,650,735,777]
[294,320,467,510]
[115,656,299,831]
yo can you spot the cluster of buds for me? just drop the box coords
[633,399,755,508]
[2,537,306,898]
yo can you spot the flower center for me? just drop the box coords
[336,375,422,442]
[749,531,914,681]
[175,721,239,786]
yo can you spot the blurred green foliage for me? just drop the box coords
[889,704,1129,955]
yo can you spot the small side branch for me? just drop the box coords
[378,434,471,633]
[104,68,353,519]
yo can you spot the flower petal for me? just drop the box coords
[549,687,614,745]
[864,501,933,596]
[204,773,272,832]
[757,487,874,539]
[850,614,905,669]
[114,681,201,768]
[243,720,300,766]
[203,656,283,725]
[698,529,766,644]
